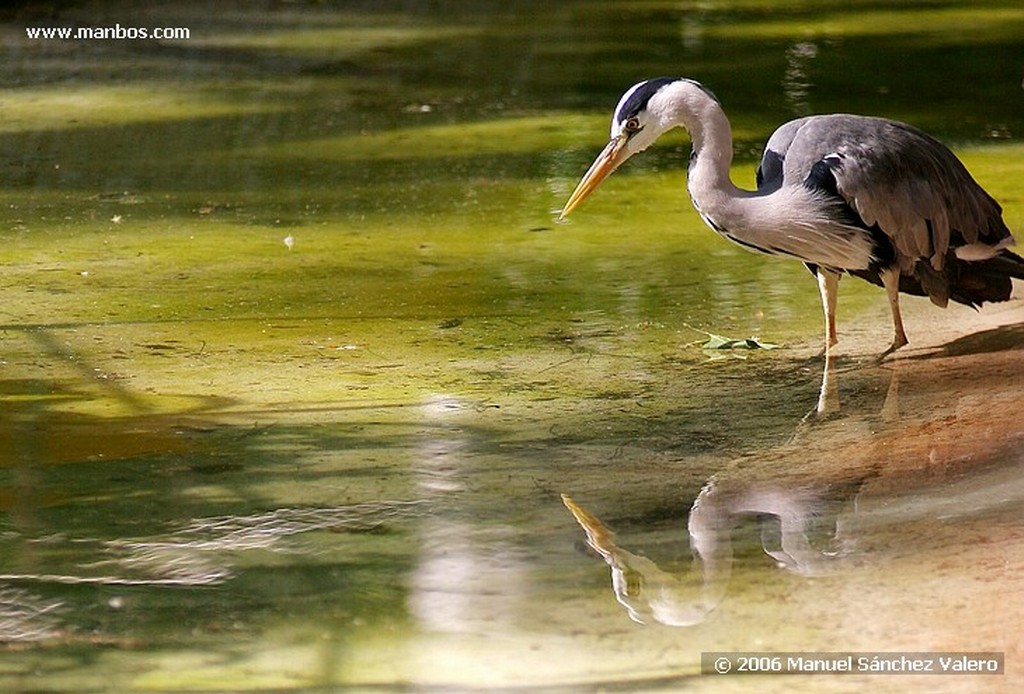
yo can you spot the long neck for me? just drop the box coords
[652,82,744,204]
[653,81,876,270]
[652,82,774,237]
[686,105,739,200]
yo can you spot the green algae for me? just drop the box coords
[0,0,1022,691]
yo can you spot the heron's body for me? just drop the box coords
[559,77,1024,352]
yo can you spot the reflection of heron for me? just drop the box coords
[562,492,728,627]
[562,482,842,627]
[560,78,1024,354]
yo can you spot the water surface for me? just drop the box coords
[1,1,1023,691]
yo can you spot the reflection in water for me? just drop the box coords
[563,474,847,627]
[566,456,1024,628]
[0,501,425,641]
[782,41,820,115]
[810,352,901,418]
[409,395,530,635]
[563,491,728,627]
[409,527,527,635]
[678,5,706,53]
[565,345,1024,628]
[0,588,63,643]
[813,353,841,416]
[1,503,426,586]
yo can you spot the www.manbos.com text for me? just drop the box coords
[26,24,191,40]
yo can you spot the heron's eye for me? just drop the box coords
[623,116,642,134]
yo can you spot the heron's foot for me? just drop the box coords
[799,400,843,426]
[876,333,909,362]
[814,335,839,359]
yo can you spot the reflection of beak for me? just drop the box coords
[558,136,628,220]
[561,493,618,558]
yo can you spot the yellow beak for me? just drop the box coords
[558,135,629,220]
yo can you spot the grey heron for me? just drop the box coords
[559,78,1024,353]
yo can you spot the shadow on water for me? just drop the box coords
[2,1,1022,197]
[1,335,441,652]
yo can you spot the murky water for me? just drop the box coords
[1,1,1023,691]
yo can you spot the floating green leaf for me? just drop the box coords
[701,334,780,350]
[684,325,781,351]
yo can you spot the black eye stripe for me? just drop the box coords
[614,77,716,134]
[614,76,675,125]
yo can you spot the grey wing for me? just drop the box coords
[756,117,810,193]
[767,115,1013,274]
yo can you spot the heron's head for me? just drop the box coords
[558,77,682,219]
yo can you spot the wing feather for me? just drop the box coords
[764,115,1012,275]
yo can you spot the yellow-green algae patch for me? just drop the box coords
[0,85,289,134]
[184,25,478,58]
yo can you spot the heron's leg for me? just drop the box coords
[816,269,840,350]
[879,367,900,421]
[880,267,909,354]
[796,351,839,425]
[815,352,839,416]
